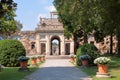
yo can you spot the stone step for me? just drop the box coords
[45,55,70,59]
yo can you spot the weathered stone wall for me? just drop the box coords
[87,35,117,54]
[12,31,38,56]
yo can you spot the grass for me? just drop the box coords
[79,55,120,80]
[0,58,44,80]
[0,67,38,80]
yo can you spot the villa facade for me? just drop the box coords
[10,12,117,55]
[12,12,74,56]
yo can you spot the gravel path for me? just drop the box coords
[22,59,92,80]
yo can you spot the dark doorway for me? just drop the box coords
[41,43,46,55]
[51,36,60,55]
[65,43,70,55]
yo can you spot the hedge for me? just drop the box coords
[76,43,100,66]
[0,39,26,67]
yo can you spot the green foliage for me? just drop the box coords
[0,0,18,39]
[54,0,120,56]
[81,43,100,65]
[76,43,100,66]
[0,67,38,80]
[0,40,26,67]
[0,0,17,17]
[76,46,82,66]
[54,0,97,43]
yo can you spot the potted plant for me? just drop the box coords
[17,56,29,71]
[40,55,45,62]
[37,55,42,62]
[94,57,111,74]
[79,54,91,66]
[70,54,76,63]
[31,56,37,65]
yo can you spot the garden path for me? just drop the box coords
[22,58,92,80]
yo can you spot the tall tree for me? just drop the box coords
[54,0,97,42]
[0,0,17,39]
[54,0,120,56]
[54,0,80,52]
[94,0,120,55]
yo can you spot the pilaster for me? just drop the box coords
[36,34,40,53]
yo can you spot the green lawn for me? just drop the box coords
[0,67,38,80]
[80,56,120,80]
[0,58,44,80]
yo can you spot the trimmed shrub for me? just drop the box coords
[76,43,100,66]
[0,40,26,67]
[81,43,100,65]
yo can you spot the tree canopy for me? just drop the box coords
[54,0,120,55]
[0,0,18,39]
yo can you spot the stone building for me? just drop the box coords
[12,12,74,56]
[11,12,117,55]
[87,35,117,54]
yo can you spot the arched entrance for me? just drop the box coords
[51,36,60,55]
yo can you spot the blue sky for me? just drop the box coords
[14,0,56,31]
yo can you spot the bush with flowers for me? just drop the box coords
[94,57,111,64]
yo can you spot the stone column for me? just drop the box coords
[36,34,40,54]
[46,35,50,55]
[60,35,65,55]
[70,41,74,55]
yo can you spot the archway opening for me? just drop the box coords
[51,36,60,55]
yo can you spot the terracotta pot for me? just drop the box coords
[31,59,37,65]
[81,60,88,66]
[37,57,42,62]
[20,61,28,69]
[43,56,45,61]
[71,57,76,62]
[41,56,45,62]
[98,64,108,73]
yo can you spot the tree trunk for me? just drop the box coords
[83,32,88,43]
[117,34,120,57]
[110,33,113,54]
[72,33,78,54]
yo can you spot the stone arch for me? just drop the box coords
[50,35,61,55]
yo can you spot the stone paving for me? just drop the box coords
[22,59,92,80]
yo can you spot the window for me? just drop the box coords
[31,42,35,49]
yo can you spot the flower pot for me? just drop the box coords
[31,59,37,65]
[37,57,42,62]
[98,64,108,73]
[71,57,76,62]
[41,56,45,62]
[20,61,28,69]
[81,60,88,66]
[43,56,45,61]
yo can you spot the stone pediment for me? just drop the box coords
[36,18,64,32]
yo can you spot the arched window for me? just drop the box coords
[31,42,35,49]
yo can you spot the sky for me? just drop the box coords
[14,0,56,31]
